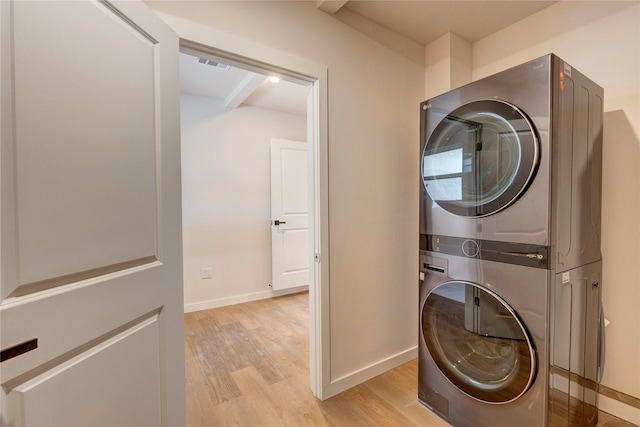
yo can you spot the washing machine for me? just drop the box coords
[419,54,604,270]
[418,251,602,427]
[419,252,548,426]
[418,54,605,426]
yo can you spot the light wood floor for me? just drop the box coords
[184,291,635,427]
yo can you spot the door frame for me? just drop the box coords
[167,15,330,399]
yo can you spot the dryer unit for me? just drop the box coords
[418,54,604,427]
[420,53,604,270]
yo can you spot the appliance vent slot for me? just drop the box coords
[194,57,231,71]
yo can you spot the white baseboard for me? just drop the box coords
[320,346,418,400]
[184,285,309,313]
[598,392,640,425]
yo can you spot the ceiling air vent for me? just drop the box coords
[194,57,231,71]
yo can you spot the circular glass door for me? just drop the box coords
[422,281,536,404]
[422,100,539,217]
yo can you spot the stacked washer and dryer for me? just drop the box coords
[418,54,605,427]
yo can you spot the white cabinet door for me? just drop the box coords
[270,138,309,290]
[0,1,185,425]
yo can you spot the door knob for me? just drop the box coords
[274,220,287,226]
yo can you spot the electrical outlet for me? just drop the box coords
[200,267,212,279]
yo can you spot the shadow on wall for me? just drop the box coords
[602,109,640,250]
[600,109,640,394]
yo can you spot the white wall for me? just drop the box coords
[471,1,640,420]
[149,0,424,392]
[181,94,307,312]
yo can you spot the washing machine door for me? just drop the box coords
[422,281,536,404]
[422,100,539,217]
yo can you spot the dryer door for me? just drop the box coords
[422,100,539,217]
[422,281,536,404]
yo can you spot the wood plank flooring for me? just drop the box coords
[184,291,636,427]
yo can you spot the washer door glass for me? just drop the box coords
[422,281,536,404]
[422,100,538,217]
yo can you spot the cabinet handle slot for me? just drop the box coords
[424,264,445,273]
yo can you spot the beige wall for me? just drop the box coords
[180,94,307,312]
[152,0,639,416]
[424,32,472,100]
[149,0,425,390]
[471,0,640,418]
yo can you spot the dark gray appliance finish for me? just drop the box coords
[420,53,604,273]
[418,254,602,427]
[418,54,604,427]
[419,253,549,426]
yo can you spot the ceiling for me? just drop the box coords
[179,1,558,114]
[337,1,558,45]
[179,52,308,116]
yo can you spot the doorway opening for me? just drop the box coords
[179,50,310,307]
[177,39,326,400]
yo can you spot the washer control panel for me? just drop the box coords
[420,234,549,269]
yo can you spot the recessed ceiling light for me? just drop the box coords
[269,76,281,83]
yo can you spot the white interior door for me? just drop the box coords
[270,138,309,290]
[0,1,185,426]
